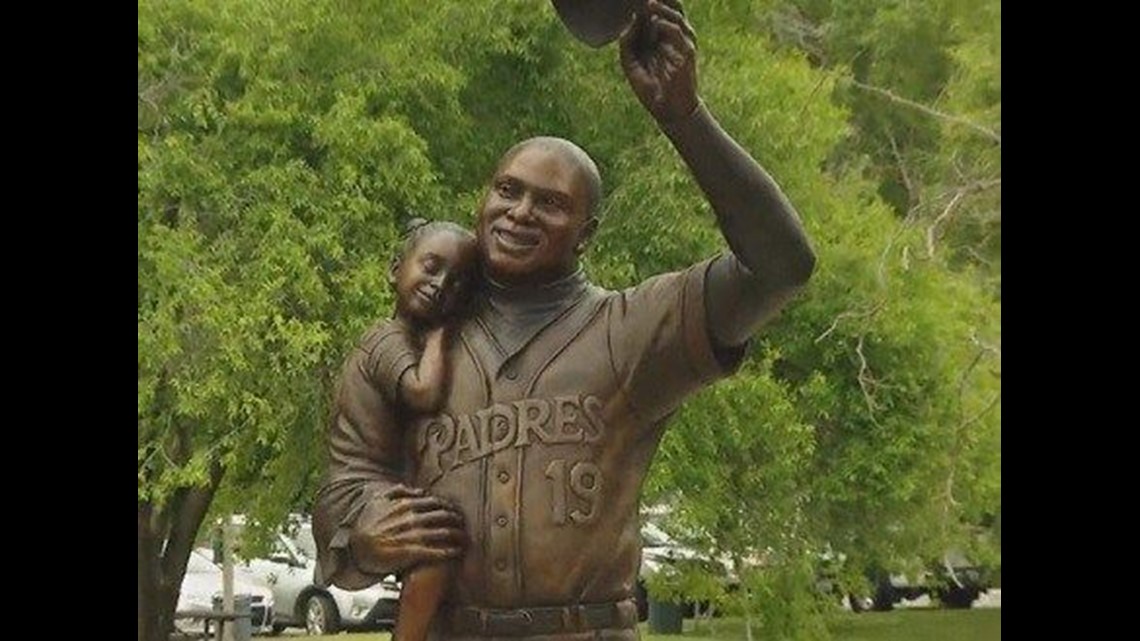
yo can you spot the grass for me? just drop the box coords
[296,609,1000,641]
[824,609,1000,641]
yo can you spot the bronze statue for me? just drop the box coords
[314,1,816,639]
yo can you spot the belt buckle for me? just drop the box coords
[490,608,534,636]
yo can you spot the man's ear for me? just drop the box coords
[388,256,401,286]
[575,217,600,254]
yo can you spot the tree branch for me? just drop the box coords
[925,178,1002,259]
[963,390,1001,432]
[855,335,882,425]
[878,206,920,287]
[942,336,1001,533]
[887,130,917,209]
[815,301,885,344]
[970,332,1002,360]
[927,189,965,259]
[964,245,993,267]
[845,79,1001,144]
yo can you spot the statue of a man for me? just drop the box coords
[314,1,816,638]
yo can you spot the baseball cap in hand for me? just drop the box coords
[551,0,640,47]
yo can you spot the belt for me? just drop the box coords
[446,599,638,637]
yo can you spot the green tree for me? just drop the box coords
[139,2,459,638]
[769,0,1001,292]
[623,2,1000,637]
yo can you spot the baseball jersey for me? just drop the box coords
[315,255,741,631]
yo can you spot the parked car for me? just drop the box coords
[636,522,735,621]
[176,548,276,635]
[215,516,401,635]
[826,546,996,613]
[856,550,993,611]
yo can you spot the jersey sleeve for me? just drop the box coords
[607,255,745,425]
[361,321,420,403]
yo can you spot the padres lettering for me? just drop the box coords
[416,394,606,484]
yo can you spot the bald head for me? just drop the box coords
[497,137,603,219]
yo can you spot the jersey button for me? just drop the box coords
[504,368,518,381]
[496,515,508,527]
[497,470,510,483]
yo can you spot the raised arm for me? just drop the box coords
[620,0,816,347]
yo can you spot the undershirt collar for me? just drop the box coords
[478,268,591,357]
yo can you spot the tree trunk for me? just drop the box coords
[138,461,224,641]
[733,556,753,641]
[138,503,165,641]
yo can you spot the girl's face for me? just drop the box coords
[392,231,478,324]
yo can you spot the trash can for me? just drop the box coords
[648,598,683,634]
[212,593,252,641]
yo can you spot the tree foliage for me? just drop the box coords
[640,3,999,638]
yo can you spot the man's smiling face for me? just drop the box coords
[477,141,598,287]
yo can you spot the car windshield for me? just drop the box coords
[186,550,220,575]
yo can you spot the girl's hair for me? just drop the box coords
[399,217,475,256]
